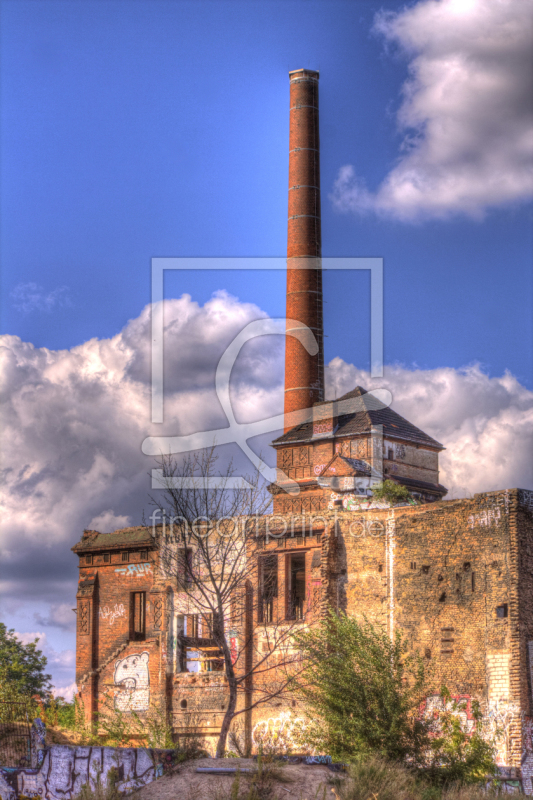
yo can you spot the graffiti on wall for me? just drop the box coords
[114,652,150,711]
[252,712,308,752]
[0,742,178,800]
[114,563,153,578]
[468,507,501,529]
[99,604,125,625]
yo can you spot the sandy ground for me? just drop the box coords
[132,757,339,800]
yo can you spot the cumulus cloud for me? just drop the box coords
[327,357,533,496]
[10,283,72,314]
[331,0,533,220]
[2,292,532,690]
[34,603,77,632]
[87,511,132,534]
[52,682,77,702]
[0,291,283,656]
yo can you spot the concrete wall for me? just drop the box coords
[0,743,177,800]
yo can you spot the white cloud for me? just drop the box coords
[15,630,47,647]
[52,682,77,702]
[3,293,532,693]
[331,0,533,220]
[87,510,132,534]
[327,357,533,497]
[34,603,77,632]
[10,283,72,314]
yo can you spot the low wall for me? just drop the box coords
[0,743,178,799]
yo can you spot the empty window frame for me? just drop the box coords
[103,553,110,563]
[185,613,198,638]
[131,592,146,640]
[176,548,193,590]
[287,553,306,621]
[122,551,129,562]
[258,554,278,624]
[85,554,93,565]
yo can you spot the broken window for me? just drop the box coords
[258,554,278,623]
[287,554,306,620]
[131,592,146,640]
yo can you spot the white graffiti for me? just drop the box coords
[468,507,501,529]
[252,712,308,752]
[99,603,125,625]
[114,563,153,578]
[114,652,150,711]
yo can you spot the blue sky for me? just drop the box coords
[2,0,531,382]
[1,0,532,694]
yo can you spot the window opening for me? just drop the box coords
[288,554,306,620]
[103,553,110,563]
[131,592,146,640]
[259,554,278,623]
[85,554,93,565]
[177,548,193,590]
[122,552,129,562]
[140,550,148,560]
[496,604,508,618]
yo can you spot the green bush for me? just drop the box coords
[294,614,498,785]
[370,480,412,505]
[294,612,428,764]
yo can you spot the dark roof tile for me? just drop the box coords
[272,385,444,450]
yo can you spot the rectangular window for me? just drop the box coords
[103,553,110,563]
[287,553,306,620]
[388,448,394,460]
[85,554,93,565]
[131,592,146,640]
[496,604,508,618]
[185,613,198,638]
[122,551,129,562]
[258,554,278,624]
[177,548,193,590]
[201,613,213,638]
[140,550,148,561]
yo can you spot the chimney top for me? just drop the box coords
[289,68,319,80]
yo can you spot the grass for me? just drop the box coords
[330,756,529,800]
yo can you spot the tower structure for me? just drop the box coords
[284,68,324,430]
[275,68,447,511]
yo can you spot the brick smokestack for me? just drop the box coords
[284,68,324,431]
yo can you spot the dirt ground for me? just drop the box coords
[132,757,339,800]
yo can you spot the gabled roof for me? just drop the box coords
[273,386,444,450]
[319,454,371,478]
[72,526,155,553]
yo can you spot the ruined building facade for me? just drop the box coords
[73,70,533,792]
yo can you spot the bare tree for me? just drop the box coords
[148,448,314,758]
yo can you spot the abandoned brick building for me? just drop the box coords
[73,69,533,791]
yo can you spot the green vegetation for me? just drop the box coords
[370,479,413,505]
[294,611,428,764]
[332,756,528,800]
[0,623,51,701]
[294,613,498,786]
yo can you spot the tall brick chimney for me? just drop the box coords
[284,68,324,431]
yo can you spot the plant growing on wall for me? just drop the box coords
[370,480,412,506]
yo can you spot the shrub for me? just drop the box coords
[294,612,428,764]
[294,614,498,785]
[370,480,412,505]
